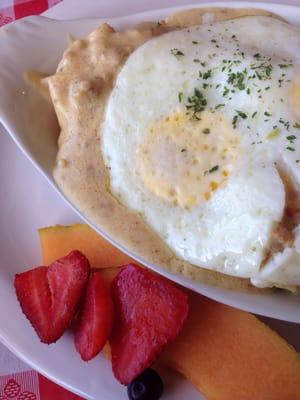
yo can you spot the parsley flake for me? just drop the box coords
[223,86,230,96]
[227,71,247,90]
[250,62,272,80]
[235,110,248,119]
[232,115,238,128]
[209,165,219,173]
[203,69,212,80]
[170,48,184,56]
[186,88,207,120]
[279,63,293,68]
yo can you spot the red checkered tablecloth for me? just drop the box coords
[0,0,62,26]
[0,368,83,399]
[0,4,85,399]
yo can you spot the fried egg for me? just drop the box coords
[101,16,300,287]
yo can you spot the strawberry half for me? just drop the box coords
[110,264,189,384]
[74,271,114,361]
[14,267,53,343]
[48,251,90,336]
[14,250,90,344]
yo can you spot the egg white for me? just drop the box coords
[101,16,300,287]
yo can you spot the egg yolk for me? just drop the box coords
[290,75,300,119]
[137,111,240,208]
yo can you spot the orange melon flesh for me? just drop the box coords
[39,224,136,267]
[161,292,300,400]
[39,224,300,399]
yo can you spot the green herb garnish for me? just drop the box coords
[171,48,184,56]
[227,71,246,90]
[203,69,212,80]
[235,110,248,119]
[250,62,272,80]
[186,88,207,120]
[223,86,230,96]
[279,63,293,68]
[232,115,238,128]
[209,165,219,173]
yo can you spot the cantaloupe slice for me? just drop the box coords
[39,224,136,267]
[39,224,300,399]
[161,292,300,400]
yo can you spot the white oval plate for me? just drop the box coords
[0,2,299,399]
[1,3,300,321]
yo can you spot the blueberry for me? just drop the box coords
[127,368,164,400]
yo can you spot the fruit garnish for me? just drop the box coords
[39,224,136,267]
[110,263,188,384]
[14,250,89,344]
[161,291,300,400]
[74,271,114,361]
[127,368,164,400]
[39,224,300,399]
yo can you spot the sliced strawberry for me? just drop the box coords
[48,250,90,337]
[14,267,53,343]
[110,264,188,384]
[14,250,90,344]
[74,271,114,361]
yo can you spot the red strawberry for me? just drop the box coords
[110,264,188,384]
[15,250,90,344]
[48,251,90,336]
[74,271,114,361]
[14,267,53,343]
